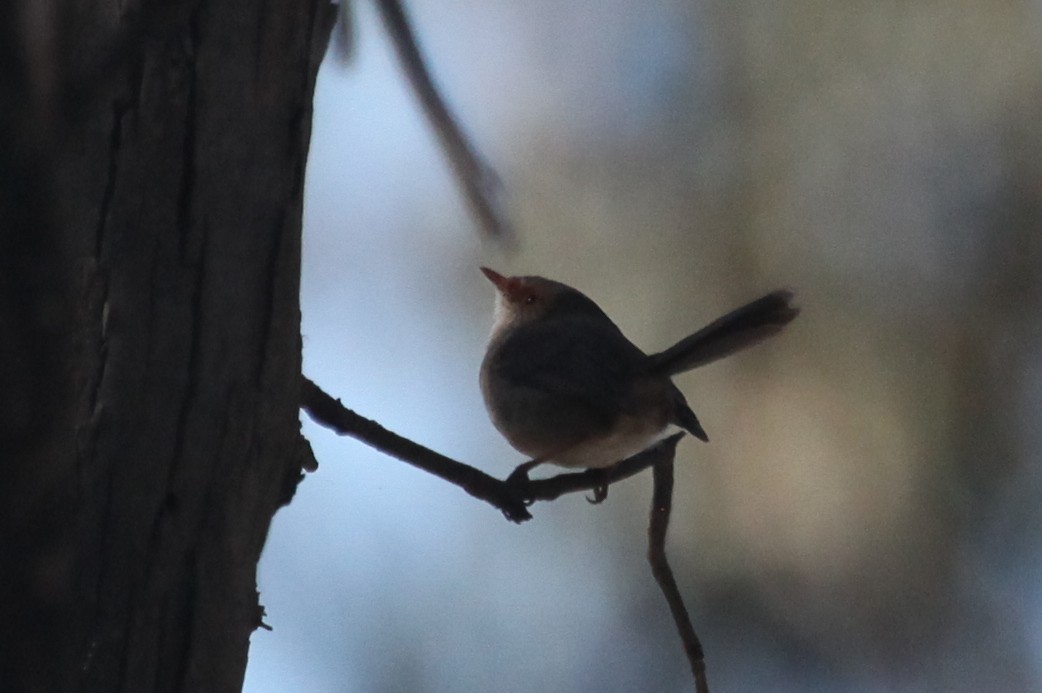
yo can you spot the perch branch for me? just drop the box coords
[301,376,530,520]
[648,457,709,692]
[375,0,512,243]
[522,434,684,502]
[300,377,682,522]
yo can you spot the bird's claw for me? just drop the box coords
[585,483,609,504]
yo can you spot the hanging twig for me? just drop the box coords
[648,457,710,692]
[374,0,513,243]
[300,377,683,522]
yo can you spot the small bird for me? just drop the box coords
[479,268,798,477]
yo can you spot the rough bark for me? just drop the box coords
[1,0,335,691]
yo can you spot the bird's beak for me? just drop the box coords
[480,267,512,294]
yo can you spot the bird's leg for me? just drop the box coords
[507,458,543,484]
[505,458,544,504]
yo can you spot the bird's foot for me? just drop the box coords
[585,468,611,504]
[586,484,609,504]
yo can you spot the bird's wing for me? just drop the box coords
[490,316,646,416]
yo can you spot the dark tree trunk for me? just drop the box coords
[1,1,335,691]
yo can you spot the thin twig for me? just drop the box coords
[649,458,709,692]
[301,376,530,521]
[300,377,682,522]
[523,434,684,502]
[374,0,513,243]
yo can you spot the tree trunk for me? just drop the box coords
[1,1,336,691]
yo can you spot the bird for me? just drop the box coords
[479,268,798,480]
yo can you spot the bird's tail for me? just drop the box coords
[645,290,799,377]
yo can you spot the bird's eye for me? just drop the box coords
[524,294,536,305]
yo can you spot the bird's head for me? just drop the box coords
[480,267,599,337]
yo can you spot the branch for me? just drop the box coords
[648,458,710,692]
[301,376,530,520]
[374,0,513,243]
[524,434,684,503]
[300,377,682,522]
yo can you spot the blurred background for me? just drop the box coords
[244,1,1042,691]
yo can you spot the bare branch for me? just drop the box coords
[301,376,531,521]
[374,0,513,243]
[300,377,683,522]
[648,458,710,692]
[522,434,685,503]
